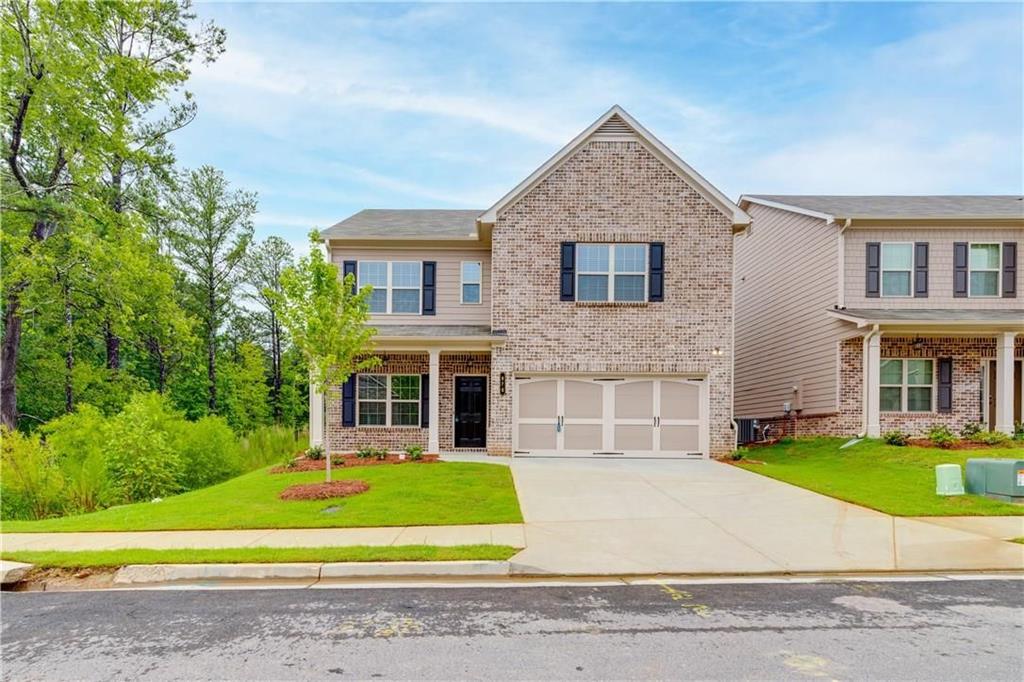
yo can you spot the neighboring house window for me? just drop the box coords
[357,375,420,426]
[358,261,422,314]
[576,243,647,302]
[880,243,913,297]
[969,243,1001,297]
[461,261,482,304]
[879,359,934,412]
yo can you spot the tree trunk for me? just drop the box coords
[271,314,282,423]
[1,292,23,429]
[206,273,217,413]
[146,337,168,393]
[104,320,121,371]
[63,280,74,413]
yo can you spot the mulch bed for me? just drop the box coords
[270,453,439,474]
[278,480,370,501]
[906,438,1023,451]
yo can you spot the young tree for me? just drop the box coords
[241,236,294,423]
[164,166,255,413]
[270,232,378,482]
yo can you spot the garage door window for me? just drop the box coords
[576,244,647,302]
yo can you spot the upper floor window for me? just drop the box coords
[461,261,481,304]
[357,374,420,426]
[359,261,421,314]
[880,359,933,412]
[576,243,647,302]
[880,243,913,297]
[969,243,1001,297]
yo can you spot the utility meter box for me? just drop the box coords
[965,459,1024,503]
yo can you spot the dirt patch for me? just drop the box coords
[9,567,117,592]
[906,438,1024,451]
[278,480,370,501]
[271,453,439,474]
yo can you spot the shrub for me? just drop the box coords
[173,416,241,490]
[959,421,983,439]
[404,444,424,461]
[0,428,64,520]
[306,445,325,460]
[968,430,1012,446]
[1015,421,1024,441]
[926,424,958,449]
[43,405,114,513]
[356,445,387,460]
[883,430,910,446]
[729,448,746,461]
[238,426,308,471]
[106,394,185,502]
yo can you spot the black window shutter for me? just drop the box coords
[1002,242,1017,298]
[343,260,357,295]
[865,242,881,297]
[914,242,929,298]
[953,242,968,297]
[420,373,429,428]
[937,358,953,414]
[649,242,665,302]
[342,374,357,427]
[560,242,576,301]
[422,261,436,315]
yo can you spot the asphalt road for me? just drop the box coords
[2,578,1022,681]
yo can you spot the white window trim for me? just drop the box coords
[460,261,482,305]
[357,374,421,428]
[879,242,914,298]
[575,243,648,303]
[968,242,1002,298]
[359,261,422,314]
[879,358,935,413]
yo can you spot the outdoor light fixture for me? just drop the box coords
[913,337,925,351]
[500,372,506,395]
[712,347,723,357]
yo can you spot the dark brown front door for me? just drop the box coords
[455,376,487,448]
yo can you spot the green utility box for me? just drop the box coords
[935,464,964,496]
[965,459,1024,503]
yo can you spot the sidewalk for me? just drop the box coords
[0,524,526,552]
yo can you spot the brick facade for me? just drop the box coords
[490,140,735,457]
[756,335,1024,439]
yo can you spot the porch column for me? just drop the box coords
[995,332,1016,435]
[428,349,440,453]
[308,381,324,447]
[865,331,882,438]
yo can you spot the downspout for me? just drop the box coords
[860,324,880,437]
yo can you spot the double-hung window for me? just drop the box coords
[461,261,481,304]
[880,243,913,297]
[968,243,1001,297]
[576,243,647,302]
[357,375,421,426]
[359,261,422,314]
[879,359,933,412]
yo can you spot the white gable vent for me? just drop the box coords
[592,114,635,138]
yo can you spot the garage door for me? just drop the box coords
[513,376,707,458]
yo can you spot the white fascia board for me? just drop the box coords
[739,196,835,224]
[480,105,750,227]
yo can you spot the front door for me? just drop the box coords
[454,376,487,448]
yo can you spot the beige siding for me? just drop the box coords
[734,204,849,418]
[845,226,1023,308]
[330,245,491,326]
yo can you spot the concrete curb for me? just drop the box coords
[0,560,34,586]
[112,561,511,584]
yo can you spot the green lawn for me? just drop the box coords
[1,462,522,532]
[735,437,1024,517]
[1,544,519,568]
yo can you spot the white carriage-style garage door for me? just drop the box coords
[513,376,708,458]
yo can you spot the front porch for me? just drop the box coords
[309,325,505,455]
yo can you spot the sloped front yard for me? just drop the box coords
[1,462,522,532]
[735,437,1024,517]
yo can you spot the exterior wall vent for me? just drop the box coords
[593,114,634,137]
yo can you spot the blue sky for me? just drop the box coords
[174,2,1023,251]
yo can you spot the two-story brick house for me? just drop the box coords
[734,195,1023,439]
[309,106,751,459]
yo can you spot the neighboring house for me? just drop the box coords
[734,195,1024,439]
[309,106,750,459]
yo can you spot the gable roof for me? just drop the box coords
[740,195,1024,221]
[479,105,750,227]
[320,209,483,240]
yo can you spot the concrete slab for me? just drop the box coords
[909,516,1024,540]
[894,518,1024,571]
[114,563,321,584]
[0,560,33,585]
[320,560,509,578]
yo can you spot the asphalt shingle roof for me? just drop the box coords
[320,209,483,239]
[746,195,1024,220]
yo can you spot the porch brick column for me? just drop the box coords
[865,332,881,438]
[995,332,1016,435]
[428,349,440,453]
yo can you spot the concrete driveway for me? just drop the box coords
[508,457,1024,575]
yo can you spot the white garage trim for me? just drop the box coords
[512,374,709,459]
